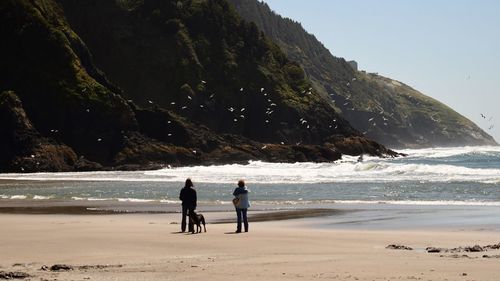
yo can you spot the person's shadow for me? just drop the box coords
[224,232,240,235]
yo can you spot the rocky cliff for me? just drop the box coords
[58,0,358,145]
[0,0,398,173]
[228,0,497,148]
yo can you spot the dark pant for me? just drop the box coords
[181,205,195,232]
[235,208,248,232]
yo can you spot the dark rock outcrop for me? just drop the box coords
[49,264,74,271]
[0,0,137,166]
[0,271,30,279]
[386,244,413,251]
[426,247,443,253]
[426,243,500,254]
[0,91,78,172]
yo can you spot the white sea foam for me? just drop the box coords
[10,195,27,199]
[0,146,499,184]
[117,198,156,203]
[398,145,500,159]
[159,199,180,204]
[70,197,180,204]
[86,197,109,201]
[33,195,52,200]
[141,158,500,184]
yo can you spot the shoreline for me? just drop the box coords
[0,199,350,223]
[2,199,500,231]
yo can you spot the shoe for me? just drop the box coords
[235,230,241,233]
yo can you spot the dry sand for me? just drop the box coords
[1,213,500,281]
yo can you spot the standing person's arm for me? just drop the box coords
[179,189,184,201]
[193,190,197,208]
[233,188,239,197]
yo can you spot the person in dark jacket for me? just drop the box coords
[232,179,250,233]
[179,178,197,233]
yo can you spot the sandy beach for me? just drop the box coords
[1,211,500,281]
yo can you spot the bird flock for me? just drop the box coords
[80,79,494,147]
[140,81,346,147]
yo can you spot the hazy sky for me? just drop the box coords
[263,0,500,143]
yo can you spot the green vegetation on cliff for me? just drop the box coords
[59,0,357,144]
[228,0,497,148]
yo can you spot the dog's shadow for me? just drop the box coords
[171,231,205,235]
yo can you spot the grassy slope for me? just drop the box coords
[228,0,496,148]
[58,0,359,145]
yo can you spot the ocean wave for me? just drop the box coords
[9,195,27,199]
[0,160,499,184]
[117,198,156,203]
[159,199,181,204]
[398,145,500,159]
[2,194,499,207]
[0,146,499,184]
[33,195,52,200]
[143,160,500,184]
[70,197,180,204]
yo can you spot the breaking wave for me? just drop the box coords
[0,146,499,184]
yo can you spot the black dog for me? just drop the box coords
[188,211,206,233]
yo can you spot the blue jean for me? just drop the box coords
[235,208,248,232]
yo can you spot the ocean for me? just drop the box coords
[1,146,499,207]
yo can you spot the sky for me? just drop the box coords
[262,0,500,143]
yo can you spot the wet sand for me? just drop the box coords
[0,199,346,223]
